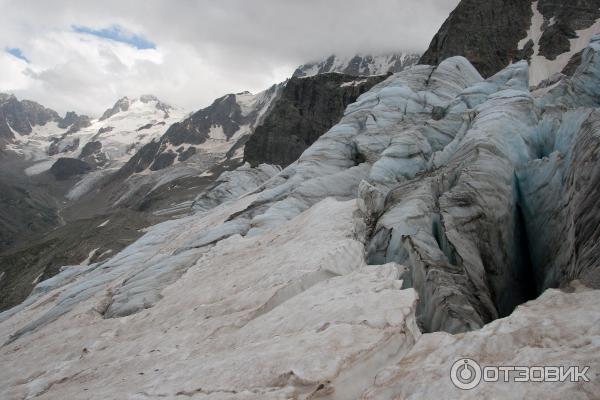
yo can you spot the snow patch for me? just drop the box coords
[519,1,600,85]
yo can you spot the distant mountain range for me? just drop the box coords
[293,52,420,77]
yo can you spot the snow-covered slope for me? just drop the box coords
[293,53,420,78]
[119,86,281,177]
[1,32,600,399]
[12,95,186,176]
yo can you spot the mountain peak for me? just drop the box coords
[99,95,172,121]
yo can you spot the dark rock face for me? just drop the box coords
[57,111,91,132]
[150,151,177,170]
[420,0,533,78]
[244,73,388,168]
[117,140,161,176]
[0,94,60,142]
[163,94,245,146]
[538,22,576,60]
[0,176,58,252]
[48,137,80,156]
[79,141,102,158]
[420,0,600,78]
[78,140,108,168]
[293,53,420,78]
[99,97,131,121]
[49,158,92,180]
[537,0,600,60]
[562,50,585,76]
[0,93,90,144]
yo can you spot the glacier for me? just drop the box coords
[1,36,600,399]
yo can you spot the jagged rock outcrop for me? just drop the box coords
[420,0,533,78]
[421,0,600,83]
[293,53,420,77]
[98,97,130,121]
[537,0,600,60]
[49,158,92,180]
[58,111,91,133]
[0,93,91,145]
[0,93,60,140]
[78,140,108,168]
[244,73,388,167]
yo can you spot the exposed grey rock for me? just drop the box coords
[0,94,60,142]
[78,140,108,168]
[537,0,600,59]
[99,96,131,121]
[420,0,533,78]
[58,111,91,133]
[244,73,388,168]
[49,157,92,180]
[0,93,90,145]
[421,0,600,79]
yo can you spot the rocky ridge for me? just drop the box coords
[293,52,420,77]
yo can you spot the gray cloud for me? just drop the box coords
[0,0,459,115]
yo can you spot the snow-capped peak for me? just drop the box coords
[293,52,420,78]
[99,95,173,121]
[9,95,187,176]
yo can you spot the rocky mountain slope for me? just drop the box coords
[0,93,90,146]
[421,0,600,84]
[1,19,599,398]
[244,73,388,167]
[293,52,420,77]
[117,86,281,177]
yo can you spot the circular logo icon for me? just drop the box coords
[450,358,482,390]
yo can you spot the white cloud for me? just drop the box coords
[0,0,459,116]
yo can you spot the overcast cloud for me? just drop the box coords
[0,0,459,116]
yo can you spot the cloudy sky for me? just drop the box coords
[0,0,459,116]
